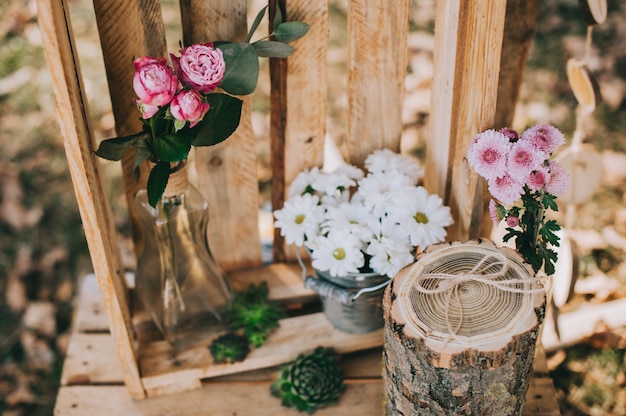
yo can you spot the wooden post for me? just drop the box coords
[424,0,507,241]
[345,0,410,166]
[179,0,262,271]
[37,0,145,399]
[92,0,168,256]
[270,0,329,262]
[383,240,546,415]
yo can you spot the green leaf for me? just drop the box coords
[192,93,243,146]
[252,41,295,58]
[95,134,142,161]
[273,5,283,31]
[274,22,310,42]
[217,42,260,95]
[542,192,559,211]
[153,133,191,162]
[246,5,268,42]
[147,161,170,207]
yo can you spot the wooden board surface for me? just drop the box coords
[37,0,144,398]
[56,272,561,415]
[345,0,409,165]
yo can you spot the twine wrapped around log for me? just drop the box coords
[383,239,546,415]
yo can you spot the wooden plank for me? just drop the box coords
[74,274,110,333]
[36,0,145,399]
[60,334,124,386]
[425,0,507,241]
[346,0,409,166]
[92,0,167,256]
[542,297,626,352]
[54,383,384,416]
[138,312,384,396]
[179,0,263,271]
[270,0,329,262]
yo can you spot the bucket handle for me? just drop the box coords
[296,248,391,305]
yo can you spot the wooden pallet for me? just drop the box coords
[55,273,561,415]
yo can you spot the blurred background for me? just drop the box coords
[1,0,625,415]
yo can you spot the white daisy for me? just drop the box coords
[366,218,414,277]
[310,230,365,277]
[321,201,376,243]
[288,167,323,198]
[355,171,413,217]
[312,169,357,197]
[273,193,325,246]
[387,186,453,249]
[364,148,424,183]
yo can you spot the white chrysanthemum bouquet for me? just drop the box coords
[273,149,454,278]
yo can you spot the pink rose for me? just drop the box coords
[171,43,225,94]
[133,56,178,109]
[170,90,210,129]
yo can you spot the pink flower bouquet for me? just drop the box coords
[95,6,309,206]
[467,125,570,275]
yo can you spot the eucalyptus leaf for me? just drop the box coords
[246,5,268,43]
[217,42,260,95]
[147,161,170,208]
[274,22,310,42]
[95,134,143,161]
[273,5,283,31]
[153,133,191,162]
[192,93,243,146]
[253,41,295,58]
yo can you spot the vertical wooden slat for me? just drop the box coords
[180,0,262,271]
[36,0,144,398]
[425,0,508,241]
[92,0,168,255]
[481,0,540,237]
[346,0,409,166]
[270,0,329,262]
[494,0,539,129]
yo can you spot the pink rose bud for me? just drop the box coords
[170,89,210,129]
[506,215,519,228]
[133,56,179,108]
[135,100,160,119]
[171,43,225,94]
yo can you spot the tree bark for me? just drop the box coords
[383,240,546,415]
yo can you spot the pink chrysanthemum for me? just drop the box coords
[521,124,565,156]
[526,167,550,192]
[488,199,506,225]
[488,174,524,205]
[506,215,520,227]
[545,160,570,196]
[467,130,511,180]
[507,140,543,179]
[500,127,519,142]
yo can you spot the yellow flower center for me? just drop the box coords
[295,214,305,224]
[414,212,429,224]
[333,248,346,260]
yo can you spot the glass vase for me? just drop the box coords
[134,161,233,351]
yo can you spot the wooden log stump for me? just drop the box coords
[383,239,546,415]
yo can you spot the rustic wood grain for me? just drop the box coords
[346,0,409,166]
[55,273,559,414]
[425,0,507,241]
[383,240,547,415]
[92,0,167,257]
[270,0,329,262]
[36,0,145,399]
[179,0,262,271]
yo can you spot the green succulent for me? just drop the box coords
[226,281,285,348]
[271,347,345,414]
[209,332,251,364]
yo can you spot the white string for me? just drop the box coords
[410,251,545,347]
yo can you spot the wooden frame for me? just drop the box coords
[38,0,541,403]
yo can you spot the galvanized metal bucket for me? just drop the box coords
[304,268,390,333]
